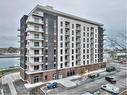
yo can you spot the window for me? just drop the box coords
[83,49,85,53]
[72,24,74,29]
[34,50,39,54]
[60,49,63,54]
[72,37,74,41]
[60,35,63,41]
[83,32,85,36]
[34,25,39,30]
[83,38,85,42]
[72,56,74,60]
[60,63,63,68]
[87,33,89,37]
[34,65,39,70]
[87,55,89,59]
[95,34,97,38]
[95,44,97,48]
[83,55,85,59]
[87,49,89,53]
[83,26,85,31]
[83,61,85,64]
[34,17,39,22]
[95,39,97,43]
[60,42,63,48]
[87,44,89,48]
[87,60,89,64]
[61,21,63,27]
[45,65,48,70]
[34,57,39,62]
[72,62,74,66]
[33,76,39,83]
[45,75,48,80]
[87,38,89,42]
[72,30,74,35]
[72,43,74,48]
[34,42,39,46]
[61,29,63,34]
[72,49,74,54]
[34,34,39,38]
[60,56,63,61]
[83,44,85,48]
[87,27,89,31]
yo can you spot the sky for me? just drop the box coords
[0,0,126,48]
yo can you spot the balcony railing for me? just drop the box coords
[26,28,44,33]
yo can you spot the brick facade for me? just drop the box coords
[24,62,106,84]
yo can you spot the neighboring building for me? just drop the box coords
[20,5,105,83]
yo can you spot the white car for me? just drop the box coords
[81,92,93,95]
[101,84,119,94]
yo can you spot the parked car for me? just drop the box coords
[106,66,116,72]
[81,92,93,95]
[105,77,116,84]
[88,73,100,79]
[47,82,58,89]
[101,84,119,94]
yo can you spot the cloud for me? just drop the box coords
[0,0,126,48]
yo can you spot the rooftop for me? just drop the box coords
[29,5,104,26]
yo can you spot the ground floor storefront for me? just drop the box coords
[21,62,106,84]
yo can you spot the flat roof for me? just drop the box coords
[29,5,104,26]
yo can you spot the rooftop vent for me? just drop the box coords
[45,5,53,10]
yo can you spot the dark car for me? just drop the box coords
[47,82,58,89]
[105,77,116,84]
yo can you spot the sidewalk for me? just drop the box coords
[2,72,21,95]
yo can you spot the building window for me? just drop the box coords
[87,49,89,53]
[72,43,74,48]
[34,25,39,30]
[34,17,39,22]
[60,42,63,48]
[34,42,39,46]
[83,38,85,42]
[87,27,89,31]
[60,35,63,41]
[34,57,39,62]
[72,49,74,54]
[72,30,74,35]
[34,65,39,70]
[72,37,74,41]
[83,32,85,36]
[87,33,89,37]
[83,55,85,59]
[87,44,89,48]
[83,61,85,64]
[87,55,89,59]
[72,24,74,29]
[60,56,63,61]
[33,76,39,83]
[83,44,85,48]
[72,62,74,66]
[83,26,85,31]
[34,50,39,54]
[61,21,63,27]
[72,56,74,60]
[45,75,48,80]
[45,65,48,70]
[60,49,63,54]
[95,34,97,38]
[34,34,39,38]
[83,49,85,53]
[87,38,89,42]
[61,29,63,34]
[60,63,63,68]
[87,60,89,64]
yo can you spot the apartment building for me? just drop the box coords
[20,5,105,84]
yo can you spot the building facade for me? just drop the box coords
[20,5,105,84]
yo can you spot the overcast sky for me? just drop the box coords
[0,0,126,48]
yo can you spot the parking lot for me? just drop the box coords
[41,63,127,95]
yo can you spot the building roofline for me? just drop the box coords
[28,5,104,26]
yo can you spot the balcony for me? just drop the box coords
[76,33,80,37]
[26,28,44,33]
[30,46,45,49]
[26,37,45,41]
[26,54,44,57]
[26,19,44,25]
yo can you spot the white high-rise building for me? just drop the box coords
[20,5,105,83]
